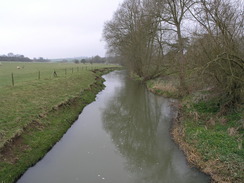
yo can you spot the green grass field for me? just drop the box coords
[0,62,109,87]
[0,61,116,149]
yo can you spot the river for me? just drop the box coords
[17,71,210,183]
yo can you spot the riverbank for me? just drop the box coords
[146,78,244,183]
[0,67,117,183]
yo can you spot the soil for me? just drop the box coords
[0,135,29,164]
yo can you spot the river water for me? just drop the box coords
[17,71,210,183]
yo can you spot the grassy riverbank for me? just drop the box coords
[0,62,115,149]
[0,62,117,183]
[147,78,244,183]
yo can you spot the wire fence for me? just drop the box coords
[1,65,100,87]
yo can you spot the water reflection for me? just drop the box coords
[102,72,209,183]
[17,71,210,183]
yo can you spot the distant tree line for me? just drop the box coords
[0,53,32,62]
[73,55,107,64]
[103,0,244,108]
[0,53,50,62]
[33,57,50,62]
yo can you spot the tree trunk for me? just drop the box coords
[176,24,188,95]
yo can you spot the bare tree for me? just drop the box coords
[103,0,243,107]
[188,0,244,107]
[155,0,195,95]
[103,0,164,79]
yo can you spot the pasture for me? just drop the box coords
[0,61,116,149]
[0,61,106,87]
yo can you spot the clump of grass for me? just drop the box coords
[146,78,179,98]
[153,81,177,93]
[130,72,144,81]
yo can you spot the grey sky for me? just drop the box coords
[0,0,122,59]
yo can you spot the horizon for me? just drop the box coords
[0,0,123,59]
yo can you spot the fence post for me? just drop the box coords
[38,71,40,80]
[72,68,73,74]
[65,68,67,76]
[53,70,57,77]
[11,73,14,86]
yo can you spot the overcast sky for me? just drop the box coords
[0,0,122,59]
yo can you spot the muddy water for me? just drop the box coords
[17,71,210,183]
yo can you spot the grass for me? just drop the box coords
[0,71,91,148]
[181,97,244,182]
[0,62,107,87]
[0,75,106,183]
[0,61,117,182]
[146,76,180,98]
[0,62,116,149]
[147,77,244,182]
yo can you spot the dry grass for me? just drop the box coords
[152,81,178,93]
[147,78,180,98]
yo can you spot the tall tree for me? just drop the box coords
[103,0,164,79]
[155,0,194,94]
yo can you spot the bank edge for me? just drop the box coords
[0,68,117,183]
[146,80,243,183]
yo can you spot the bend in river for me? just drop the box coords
[17,70,210,183]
